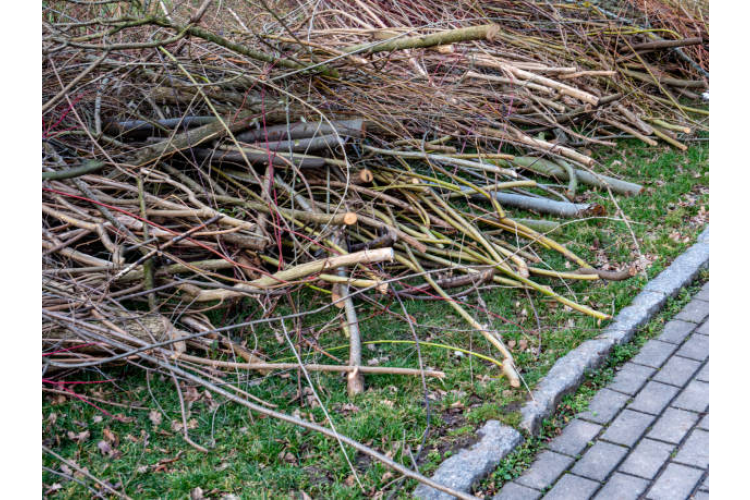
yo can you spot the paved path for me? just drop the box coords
[494,282,709,500]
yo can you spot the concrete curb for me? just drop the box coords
[414,225,708,498]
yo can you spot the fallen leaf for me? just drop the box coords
[97,440,112,456]
[344,475,356,487]
[190,487,204,500]
[149,410,163,427]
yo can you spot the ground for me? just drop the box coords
[42,140,709,499]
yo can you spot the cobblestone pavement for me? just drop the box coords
[495,282,709,500]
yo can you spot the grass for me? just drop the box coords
[42,141,708,498]
[476,272,707,497]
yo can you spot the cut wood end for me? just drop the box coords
[357,169,374,183]
[343,212,358,225]
[486,24,500,42]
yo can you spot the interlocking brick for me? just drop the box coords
[692,492,709,500]
[695,282,709,302]
[653,357,702,387]
[657,320,696,345]
[695,362,708,383]
[671,380,709,413]
[601,409,655,447]
[544,474,600,500]
[619,439,675,479]
[697,415,709,431]
[696,319,709,336]
[674,299,709,324]
[699,474,709,491]
[647,408,699,444]
[515,451,573,490]
[646,463,703,499]
[549,419,602,457]
[631,340,678,369]
[492,482,540,500]
[628,381,680,415]
[571,441,628,481]
[674,429,709,469]
[676,335,709,362]
[609,363,656,396]
[593,472,649,500]
[579,390,629,425]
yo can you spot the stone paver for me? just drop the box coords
[571,441,628,481]
[628,381,680,415]
[631,340,678,368]
[657,320,696,344]
[646,463,703,499]
[619,439,675,479]
[543,474,599,500]
[653,356,702,387]
[492,482,541,500]
[674,429,709,469]
[593,472,649,500]
[578,389,629,425]
[676,335,709,362]
[515,451,574,490]
[671,380,709,413]
[497,285,709,500]
[601,409,656,447]
[647,408,699,444]
[548,419,602,457]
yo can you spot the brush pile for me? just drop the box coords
[43,0,707,489]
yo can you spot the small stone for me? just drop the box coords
[548,419,602,457]
[628,381,679,415]
[492,482,541,500]
[618,439,675,479]
[601,409,655,447]
[647,408,699,444]
[593,472,649,500]
[515,451,573,491]
[671,380,709,413]
[676,334,709,362]
[608,363,656,396]
[543,474,600,500]
[571,441,628,481]
[646,463,703,500]
[653,356,702,387]
[630,340,677,369]
[674,429,709,469]
[657,320,696,345]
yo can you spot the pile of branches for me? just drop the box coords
[42,0,707,493]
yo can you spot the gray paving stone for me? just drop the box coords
[647,408,700,444]
[674,429,709,469]
[697,415,708,431]
[549,419,602,457]
[695,282,709,302]
[671,380,709,413]
[631,340,678,369]
[579,389,629,425]
[543,474,600,500]
[593,472,649,500]
[676,335,709,362]
[414,421,523,500]
[609,363,656,396]
[695,362,708,383]
[658,320,697,345]
[601,409,656,447]
[696,319,709,336]
[674,300,709,324]
[619,439,675,479]
[692,492,709,500]
[492,482,541,500]
[653,356,702,387]
[699,474,708,491]
[571,441,628,482]
[515,451,574,490]
[646,463,703,499]
[628,381,680,415]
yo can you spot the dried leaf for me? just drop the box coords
[97,440,112,456]
[149,410,163,426]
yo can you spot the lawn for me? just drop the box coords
[43,141,708,499]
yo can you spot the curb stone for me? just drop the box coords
[414,225,708,498]
[520,225,708,435]
[413,421,522,500]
